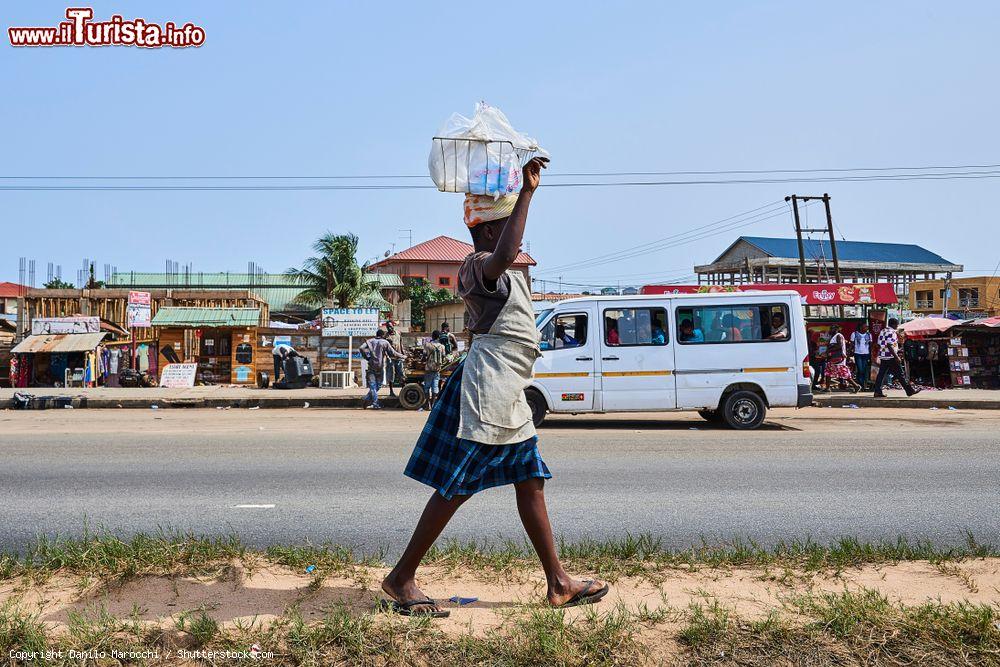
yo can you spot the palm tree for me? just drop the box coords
[286,232,382,308]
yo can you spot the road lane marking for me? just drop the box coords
[232,504,275,509]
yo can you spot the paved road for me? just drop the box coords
[1,408,998,555]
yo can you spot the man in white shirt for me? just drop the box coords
[851,322,872,389]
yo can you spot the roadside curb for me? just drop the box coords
[0,395,402,410]
[814,395,1000,410]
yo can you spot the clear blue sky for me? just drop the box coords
[2,1,998,289]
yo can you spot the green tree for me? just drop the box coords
[403,280,456,330]
[286,232,382,308]
[43,278,75,289]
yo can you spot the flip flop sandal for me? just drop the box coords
[377,598,450,618]
[555,580,610,609]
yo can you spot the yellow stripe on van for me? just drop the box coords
[535,372,591,378]
[602,370,673,377]
[742,367,791,373]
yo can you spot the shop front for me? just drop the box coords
[150,307,261,385]
[10,331,108,387]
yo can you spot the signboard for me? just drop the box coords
[126,291,151,328]
[159,363,198,388]
[31,316,100,335]
[321,308,380,337]
[640,283,898,306]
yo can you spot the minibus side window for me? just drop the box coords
[541,313,587,351]
[603,308,668,346]
[675,304,790,344]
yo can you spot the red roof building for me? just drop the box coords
[371,235,536,294]
[0,282,27,315]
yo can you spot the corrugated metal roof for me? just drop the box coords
[725,236,958,266]
[371,236,536,267]
[150,307,261,327]
[12,332,107,354]
[108,272,401,311]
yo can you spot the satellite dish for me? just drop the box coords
[384,250,391,258]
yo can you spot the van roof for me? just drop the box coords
[547,291,803,307]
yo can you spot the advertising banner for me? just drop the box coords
[126,291,152,328]
[31,316,100,335]
[159,363,198,388]
[321,308,380,337]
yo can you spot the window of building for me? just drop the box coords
[603,307,667,346]
[959,287,980,307]
[540,313,588,351]
[675,304,790,344]
[438,276,451,287]
[915,290,934,309]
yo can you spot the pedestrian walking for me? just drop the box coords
[824,324,860,393]
[421,330,446,410]
[851,322,872,389]
[384,321,405,398]
[439,321,459,355]
[381,158,608,618]
[872,318,922,398]
[809,337,828,392]
[360,330,406,409]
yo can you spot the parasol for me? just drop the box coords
[899,317,958,337]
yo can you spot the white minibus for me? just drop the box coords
[528,291,812,429]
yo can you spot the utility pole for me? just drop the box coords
[787,195,808,283]
[943,272,952,317]
[821,194,843,284]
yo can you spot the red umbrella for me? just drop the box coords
[899,317,958,337]
[970,316,1000,328]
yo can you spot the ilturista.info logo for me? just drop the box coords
[9,7,205,48]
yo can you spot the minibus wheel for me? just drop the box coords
[721,390,767,429]
[525,388,547,427]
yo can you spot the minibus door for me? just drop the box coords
[535,307,596,411]
[599,302,676,411]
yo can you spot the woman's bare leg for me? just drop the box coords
[514,477,604,606]
[382,492,470,611]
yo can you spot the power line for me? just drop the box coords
[536,201,809,276]
[3,162,999,180]
[535,201,785,275]
[3,169,1000,191]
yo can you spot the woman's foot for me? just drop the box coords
[381,571,442,614]
[547,576,608,607]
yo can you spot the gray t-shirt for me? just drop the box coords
[458,252,512,334]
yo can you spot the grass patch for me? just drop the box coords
[680,590,1000,666]
[2,529,995,584]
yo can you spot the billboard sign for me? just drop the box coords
[321,308,380,337]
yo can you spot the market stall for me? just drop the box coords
[899,317,960,389]
[150,307,262,385]
[946,317,1000,389]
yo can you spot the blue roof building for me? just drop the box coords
[694,236,962,297]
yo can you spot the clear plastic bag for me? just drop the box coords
[429,102,548,195]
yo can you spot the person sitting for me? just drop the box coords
[768,313,789,340]
[651,318,666,345]
[721,313,743,342]
[553,323,579,349]
[606,320,620,345]
[679,319,704,343]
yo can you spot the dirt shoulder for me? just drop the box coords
[3,553,998,665]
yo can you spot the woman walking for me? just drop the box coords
[824,324,860,393]
[380,158,608,618]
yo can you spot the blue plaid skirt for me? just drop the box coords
[404,361,551,500]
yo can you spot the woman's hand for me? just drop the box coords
[521,157,549,193]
